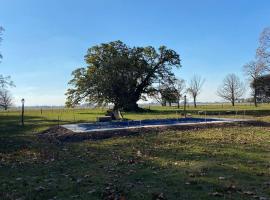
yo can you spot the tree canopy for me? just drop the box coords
[66,41,181,111]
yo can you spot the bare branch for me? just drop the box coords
[187,75,205,107]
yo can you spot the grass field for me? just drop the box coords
[0,104,270,199]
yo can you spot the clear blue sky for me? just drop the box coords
[0,0,269,106]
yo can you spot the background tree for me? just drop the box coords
[148,85,175,106]
[217,73,245,106]
[257,27,270,71]
[0,89,12,110]
[161,86,178,107]
[149,79,181,107]
[243,60,267,106]
[187,75,204,108]
[66,41,181,111]
[174,78,185,108]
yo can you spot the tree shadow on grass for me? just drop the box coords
[83,132,270,199]
[0,115,71,153]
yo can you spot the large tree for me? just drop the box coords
[217,73,245,106]
[187,75,204,108]
[66,41,181,111]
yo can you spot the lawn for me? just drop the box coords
[0,104,270,199]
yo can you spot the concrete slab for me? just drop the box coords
[61,118,249,133]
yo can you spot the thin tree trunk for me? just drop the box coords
[254,88,258,107]
[193,96,196,108]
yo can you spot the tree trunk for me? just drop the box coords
[193,96,196,108]
[254,88,258,107]
[232,100,235,106]
[120,102,139,111]
[115,93,141,111]
[161,100,166,106]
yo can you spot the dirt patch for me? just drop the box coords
[37,120,270,143]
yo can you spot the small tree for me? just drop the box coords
[174,78,185,108]
[148,83,177,106]
[161,86,178,106]
[243,60,267,106]
[217,73,245,106]
[148,87,165,106]
[0,89,12,110]
[187,75,205,108]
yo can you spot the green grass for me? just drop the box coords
[0,104,270,199]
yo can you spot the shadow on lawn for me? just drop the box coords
[0,115,71,153]
[84,133,269,199]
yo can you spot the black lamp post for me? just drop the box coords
[21,98,25,126]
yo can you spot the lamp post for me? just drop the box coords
[21,98,25,126]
